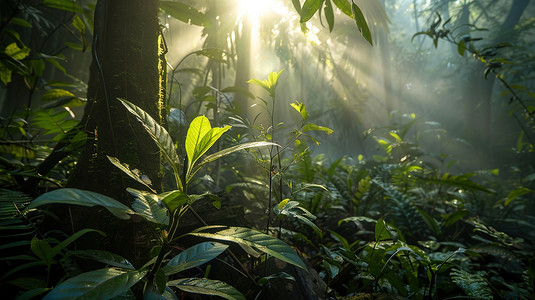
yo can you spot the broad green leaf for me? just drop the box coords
[375,219,391,242]
[159,190,190,213]
[324,0,335,32]
[127,188,168,224]
[189,227,305,269]
[332,0,352,17]
[144,284,178,300]
[118,99,181,188]
[220,86,255,99]
[108,156,155,192]
[70,250,135,270]
[167,278,245,300]
[41,88,75,103]
[42,0,84,13]
[185,116,231,182]
[5,42,30,60]
[23,188,134,220]
[160,1,209,27]
[302,124,334,134]
[31,237,54,266]
[42,268,147,300]
[290,101,309,121]
[505,187,532,206]
[163,242,228,276]
[351,2,373,46]
[300,0,322,23]
[190,141,279,181]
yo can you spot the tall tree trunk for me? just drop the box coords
[66,0,163,264]
[462,0,529,166]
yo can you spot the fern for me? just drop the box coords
[373,179,429,240]
[450,268,493,299]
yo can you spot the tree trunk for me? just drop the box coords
[461,0,529,166]
[66,0,164,265]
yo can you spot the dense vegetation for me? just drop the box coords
[1,0,534,299]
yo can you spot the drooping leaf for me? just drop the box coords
[163,242,228,276]
[189,226,305,269]
[127,188,168,225]
[31,237,54,267]
[338,216,377,226]
[42,268,147,300]
[158,190,190,213]
[351,2,373,46]
[51,228,105,258]
[505,187,532,206]
[300,0,322,23]
[324,0,335,32]
[167,278,245,300]
[160,1,209,27]
[23,188,134,220]
[70,250,135,270]
[332,0,352,17]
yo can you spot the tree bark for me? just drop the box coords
[66,0,164,265]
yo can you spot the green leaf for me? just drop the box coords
[247,70,284,98]
[160,1,209,27]
[324,0,335,32]
[167,278,245,300]
[457,40,466,56]
[127,188,169,225]
[351,2,373,46]
[159,190,190,213]
[119,99,181,189]
[163,242,228,276]
[108,156,155,192]
[0,61,12,85]
[290,101,309,121]
[189,226,306,269]
[332,0,352,17]
[185,116,231,182]
[70,250,135,270]
[505,187,532,206]
[51,228,105,258]
[23,188,134,220]
[72,15,87,51]
[194,48,227,63]
[190,141,279,180]
[375,219,391,242]
[291,0,302,14]
[14,288,51,300]
[31,237,54,266]
[302,124,334,134]
[10,17,32,28]
[41,88,75,102]
[42,0,84,13]
[450,268,492,299]
[300,0,322,23]
[338,216,377,226]
[42,268,147,300]
[5,42,30,60]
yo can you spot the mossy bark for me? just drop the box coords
[66,0,163,265]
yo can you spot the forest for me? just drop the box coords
[1,0,534,299]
